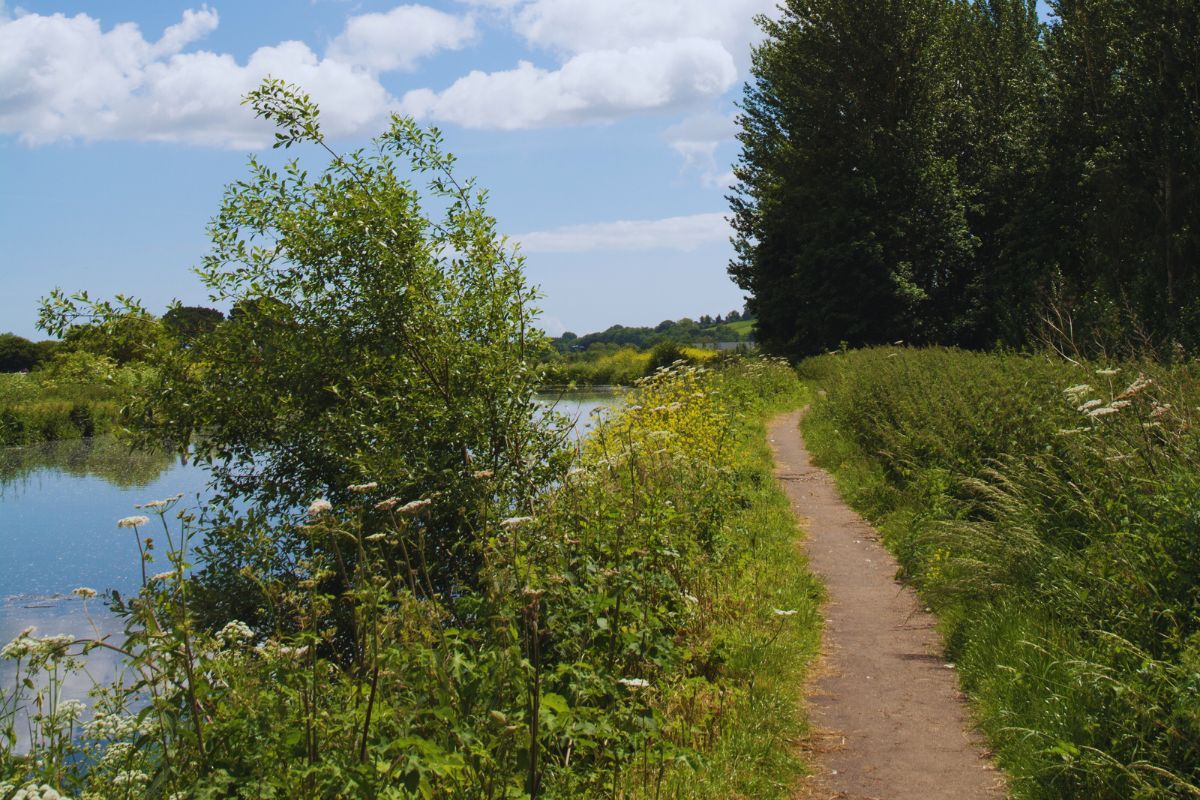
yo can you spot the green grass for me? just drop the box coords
[799,347,1200,799]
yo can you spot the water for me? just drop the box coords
[0,390,619,742]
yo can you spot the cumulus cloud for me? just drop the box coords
[401,38,735,129]
[0,4,471,147]
[515,212,729,253]
[408,0,778,131]
[327,5,476,72]
[511,0,777,58]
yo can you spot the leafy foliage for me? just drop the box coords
[1,358,820,799]
[733,0,1200,356]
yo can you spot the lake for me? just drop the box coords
[0,390,618,707]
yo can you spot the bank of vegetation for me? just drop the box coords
[0,82,821,799]
[801,347,1200,799]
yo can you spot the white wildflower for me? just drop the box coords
[500,516,534,530]
[1151,402,1172,418]
[348,482,378,494]
[1118,373,1153,399]
[149,570,178,583]
[1088,406,1120,417]
[374,497,401,511]
[1095,368,1119,376]
[1109,399,1132,410]
[772,609,799,617]
[307,499,333,516]
[1077,399,1103,412]
[117,515,150,529]
[617,677,649,689]
[72,587,97,599]
[1064,384,1092,398]
[472,469,494,479]
[217,620,254,644]
[397,498,432,516]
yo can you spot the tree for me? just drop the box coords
[40,80,559,599]
[1042,0,1200,348]
[730,0,974,357]
[162,305,225,343]
[0,333,41,372]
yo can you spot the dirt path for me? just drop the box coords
[768,410,1005,800]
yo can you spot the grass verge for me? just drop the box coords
[799,347,1200,800]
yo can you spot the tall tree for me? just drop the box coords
[1045,0,1200,347]
[730,0,975,357]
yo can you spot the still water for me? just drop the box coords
[0,391,617,684]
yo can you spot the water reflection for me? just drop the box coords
[0,436,177,491]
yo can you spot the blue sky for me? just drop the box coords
[0,1,1051,340]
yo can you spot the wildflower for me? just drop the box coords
[72,587,97,599]
[1095,368,1119,376]
[1064,384,1092,398]
[1,628,37,660]
[375,497,401,511]
[149,570,178,583]
[117,515,150,529]
[618,678,649,689]
[397,498,432,516]
[217,620,254,644]
[348,482,378,494]
[682,594,698,604]
[1088,406,1120,417]
[365,532,388,542]
[1109,399,1132,410]
[500,516,534,530]
[1118,373,1153,399]
[307,499,333,516]
[1151,402,1172,418]
[566,466,586,477]
[772,608,798,617]
[472,469,494,479]
[1077,399,1103,412]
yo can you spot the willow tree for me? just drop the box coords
[40,80,560,604]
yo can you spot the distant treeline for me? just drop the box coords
[732,1,1200,357]
[552,310,754,352]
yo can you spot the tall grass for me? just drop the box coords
[0,358,821,799]
[801,347,1200,799]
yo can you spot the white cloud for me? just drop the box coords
[327,5,476,72]
[401,38,735,129]
[512,0,777,58]
[515,212,729,253]
[0,4,475,147]
[663,110,737,186]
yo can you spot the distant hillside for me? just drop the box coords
[553,313,755,352]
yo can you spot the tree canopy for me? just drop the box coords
[732,0,1200,356]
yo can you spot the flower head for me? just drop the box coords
[772,608,798,617]
[307,499,333,517]
[397,498,432,516]
[348,482,378,494]
[500,516,534,530]
[72,587,96,599]
[617,677,649,689]
[117,515,150,529]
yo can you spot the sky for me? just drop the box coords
[0,1,1052,340]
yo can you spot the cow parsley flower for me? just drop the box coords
[348,482,378,494]
[117,516,150,529]
[618,678,649,689]
[307,499,333,516]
